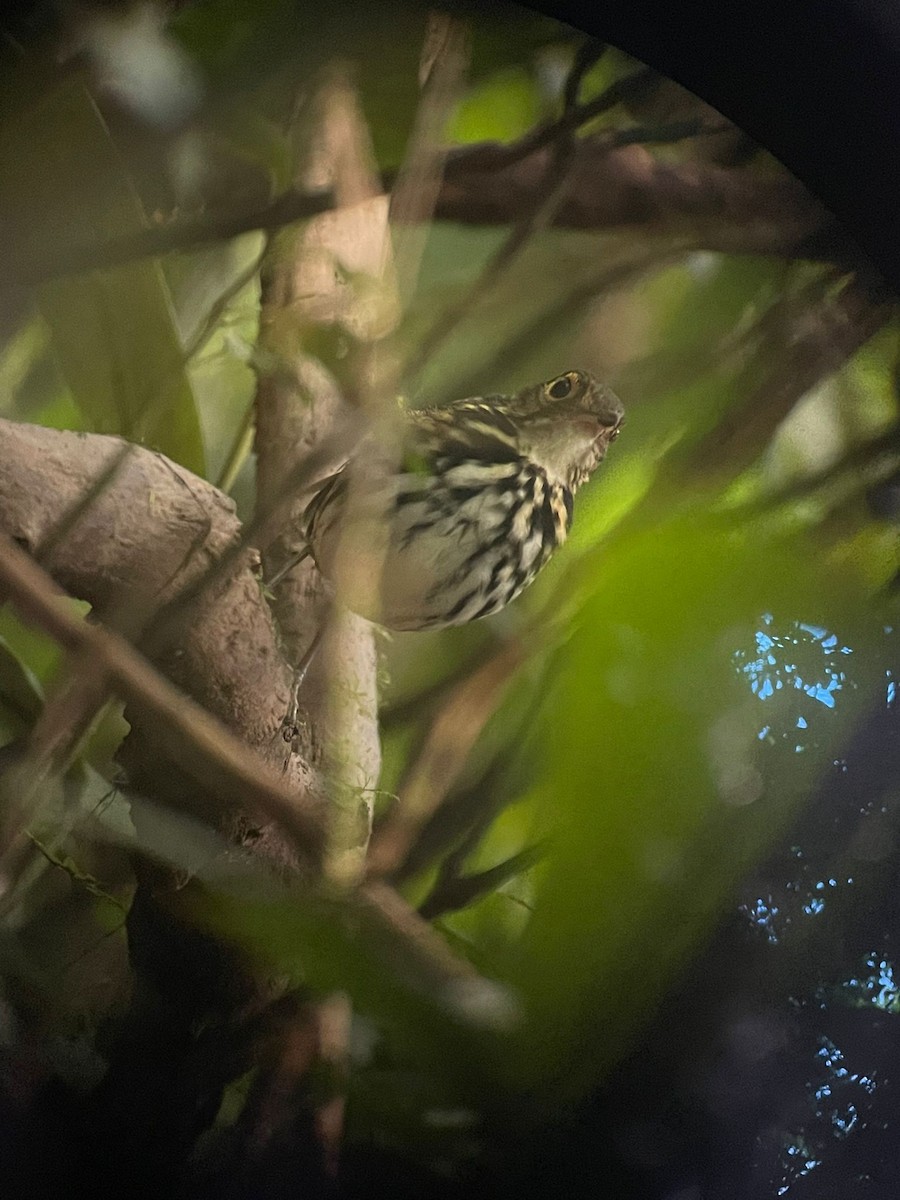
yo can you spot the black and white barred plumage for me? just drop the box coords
[302,371,623,631]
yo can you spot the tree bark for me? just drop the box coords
[0,416,321,860]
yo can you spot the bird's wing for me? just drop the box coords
[302,464,349,543]
[406,402,520,464]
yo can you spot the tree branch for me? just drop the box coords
[0,525,326,865]
[366,638,525,880]
[0,417,317,863]
[0,417,493,996]
[9,189,335,287]
[683,272,895,481]
[8,126,844,291]
[434,139,836,257]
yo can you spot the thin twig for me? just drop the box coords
[441,65,658,175]
[215,397,256,493]
[678,273,894,481]
[564,40,608,110]
[378,639,500,729]
[390,724,537,886]
[29,832,127,911]
[366,637,525,879]
[731,420,900,516]
[0,529,327,865]
[400,117,728,386]
[182,248,266,363]
[399,49,607,383]
[357,878,482,984]
[9,190,334,288]
[413,241,679,407]
[388,11,469,305]
[419,842,545,920]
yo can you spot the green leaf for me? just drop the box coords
[0,634,45,745]
[0,79,205,472]
[0,606,81,697]
[449,66,542,145]
[0,635,44,730]
[490,517,885,1104]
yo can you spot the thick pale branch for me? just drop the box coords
[686,273,895,478]
[10,138,844,289]
[0,417,316,856]
[0,420,495,1005]
[436,141,835,257]
[254,66,385,832]
[0,528,326,864]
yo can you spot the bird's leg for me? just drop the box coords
[282,625,325,740]
[266,544,321,738]
[265,544,312,591]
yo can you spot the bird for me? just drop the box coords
[283,370,623,632]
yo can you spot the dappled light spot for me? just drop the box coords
[707,708,765,806]
[777,1034,881,1196]
[833,953,900,1013]
[732,614,855,752]
[440,976,521,1032]
[741,860,858,943]
[777,1142,822,1195]
[739,895,782,944]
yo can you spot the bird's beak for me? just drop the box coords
[579,412,623,449]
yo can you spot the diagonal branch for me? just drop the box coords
[7,120,844,291]
[433,137,835,256]
[682,272,895,482]
[0,528,327,865]
[8,189,335,287]
[366,637,526,880]
[0,456,494,998]
[439,65,662,173]
[0,416,316,859]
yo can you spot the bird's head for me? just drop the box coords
[504,370,624,490]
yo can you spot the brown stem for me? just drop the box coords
[366,637,525,880]
[0,529,326,865]
[682,273,895,482]
[7,124,842,289]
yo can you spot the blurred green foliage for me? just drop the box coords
[0,0,898,1186]
[0,82,206,470]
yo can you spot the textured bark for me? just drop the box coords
[436,142,836,258]
[0,416,318,862]
[253,67,387,862]
[13,139,851,289]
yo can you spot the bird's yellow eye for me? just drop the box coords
[547,374,574,400]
